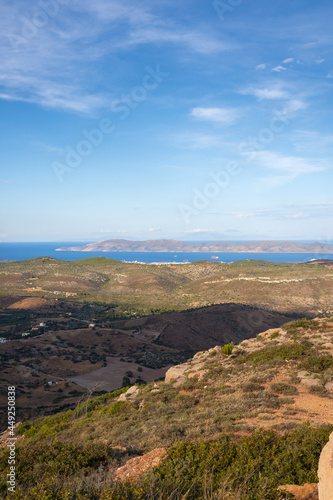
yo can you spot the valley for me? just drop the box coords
[0,256,332,431]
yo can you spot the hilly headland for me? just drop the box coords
[56,238,333,253]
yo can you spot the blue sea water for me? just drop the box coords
[0,242,332,264]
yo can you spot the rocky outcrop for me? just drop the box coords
[165,364,190,385]
[112,448,167,482]
[164,346,222,385]
[318,432,333,499]
[117,385,140,401]
[277,484,318,499]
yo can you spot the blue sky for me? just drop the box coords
[0,0,332,242]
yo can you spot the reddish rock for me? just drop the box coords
[277,483,318,499]
[113,447,167,482]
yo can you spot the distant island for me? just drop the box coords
[56,239,333,254]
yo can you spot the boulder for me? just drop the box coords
[112,447,167,482]
[302,378,321,387]
[318,432,333,499]
[165,364,189,384]
[117,385,140,401]
[277,483,318,499]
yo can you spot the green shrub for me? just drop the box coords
[241,382,264,393]
[0,441,116,490]
[103,401,128,415]
[150,425,333,500]
[1,425,333,499]
[283,318,320,333]
[301,355,333,373]
[24,426,38,438]
[270,383,298,395]
[222,342,234,356]
[309,385,330,397]
[239,341,312,366]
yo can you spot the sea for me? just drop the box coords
[0,242,332,264]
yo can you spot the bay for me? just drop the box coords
[0,242,332,264]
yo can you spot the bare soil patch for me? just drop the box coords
[68,356,171,391]
[8,297,48,310]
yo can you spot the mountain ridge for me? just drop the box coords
[56,239,333,253]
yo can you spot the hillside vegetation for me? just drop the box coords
[1,316,333,499]
[0,301,291,430]
[1,257,333,315]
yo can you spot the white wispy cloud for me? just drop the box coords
[0,2,112,113]
[190,107,238,124]
[272,65,287,73]
[0,1,232,113]
[77,0,154,24]
[122,26,232,54]
[148,227,161,232]
[256,64,266,70]
[225,203,333,220]
[281,99,307,115]
[240,80,312,117]
[294,129,333,144]
[292,130,333,152]
[235,213,255,218]
[282,58,294,64]
[249,151,330,188]
[184,228,214,233]
[168,132,224,150]
[241,86,289,100]
[99,229,127,233]
[253,151,327,175]
[285,212,308,218]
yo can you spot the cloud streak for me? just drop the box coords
[190,107,238,124]
[0,1,231,113]
[248,151,330,188]
[253,151,327,175]
[166,132,224,150]
[241,86,289,100]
